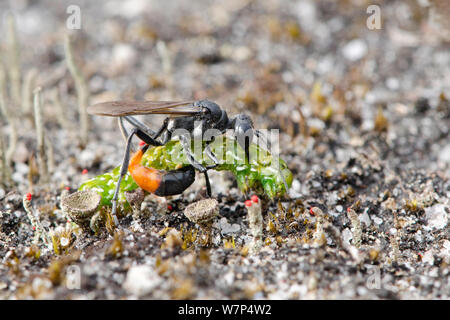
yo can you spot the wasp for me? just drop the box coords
[87,99,267,225]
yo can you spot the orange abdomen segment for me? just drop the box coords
[128,149,162,193]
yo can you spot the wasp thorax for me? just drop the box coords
[195,100,222,122]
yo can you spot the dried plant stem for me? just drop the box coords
[347,208,362,248]
[64,34,89,147]
[46,136,55,174]
[49,87,72,131]
[33,87,49,184]
[0,134,6,184]
[21,68,38,114]
[0,65,18,166]
[6,13,22,111]
[248,204,263,238]
[390,234,401,262]
[311,207,326,247]
[246,198,263,254]
[0,132,13,187]
[391,210,402,263]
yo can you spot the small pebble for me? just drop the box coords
[342,39,368,61]
[123,265,162,297]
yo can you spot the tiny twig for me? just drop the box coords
[46,136,55,174]
[245,196,263,254]
[0,131,13,187]
[6,13,22,112]
[311,207,326,247]
[0,65,17,167]
[64,33,89,147]
[49,87,72,131]
[33,87,49,184]
[21,68,38,115]
[347,207,362,248]
[390,233,401,263]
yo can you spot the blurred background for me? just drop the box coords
[0,0,449,301]
[0,0,449,189]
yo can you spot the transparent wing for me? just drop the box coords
[87,100,199,117]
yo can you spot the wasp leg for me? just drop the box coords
[203,171,212,197]
[205,137,220,170]
[111,127,139,226]
[152,117,170,140]
[179,135,206,171]
[123,116,162,146]
[118,117,136,154]
[123,115,170,145]
[178,134,212,197]
[118,117,128,142]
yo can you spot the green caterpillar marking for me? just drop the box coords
[79,137,292,208]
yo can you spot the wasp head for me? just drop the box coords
[194,100,221,121]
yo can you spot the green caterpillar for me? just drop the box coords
[79,137,292,208]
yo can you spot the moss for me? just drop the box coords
[162,229,183,249]
[47,251,80,286]
[240,245,249,257]
[106,231,124,258]
[198,249,211,265]
[223,236,235,249]
[374,107,388,132]
[181,227,198,250]
[50,224,75,255]
[5,250,21,276]
[171,278,194,300]
[24,245,41,260]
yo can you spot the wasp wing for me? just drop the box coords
[87,100,199,117]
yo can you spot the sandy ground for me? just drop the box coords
[0,0,449,299]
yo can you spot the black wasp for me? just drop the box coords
[88,99,263,225]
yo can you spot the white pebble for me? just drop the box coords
[342,39,368,61]
[359,211,372,227]
[372,216,383,225]
[425,204,448,230]
[218,217,241,235]
[123,265,162,297]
